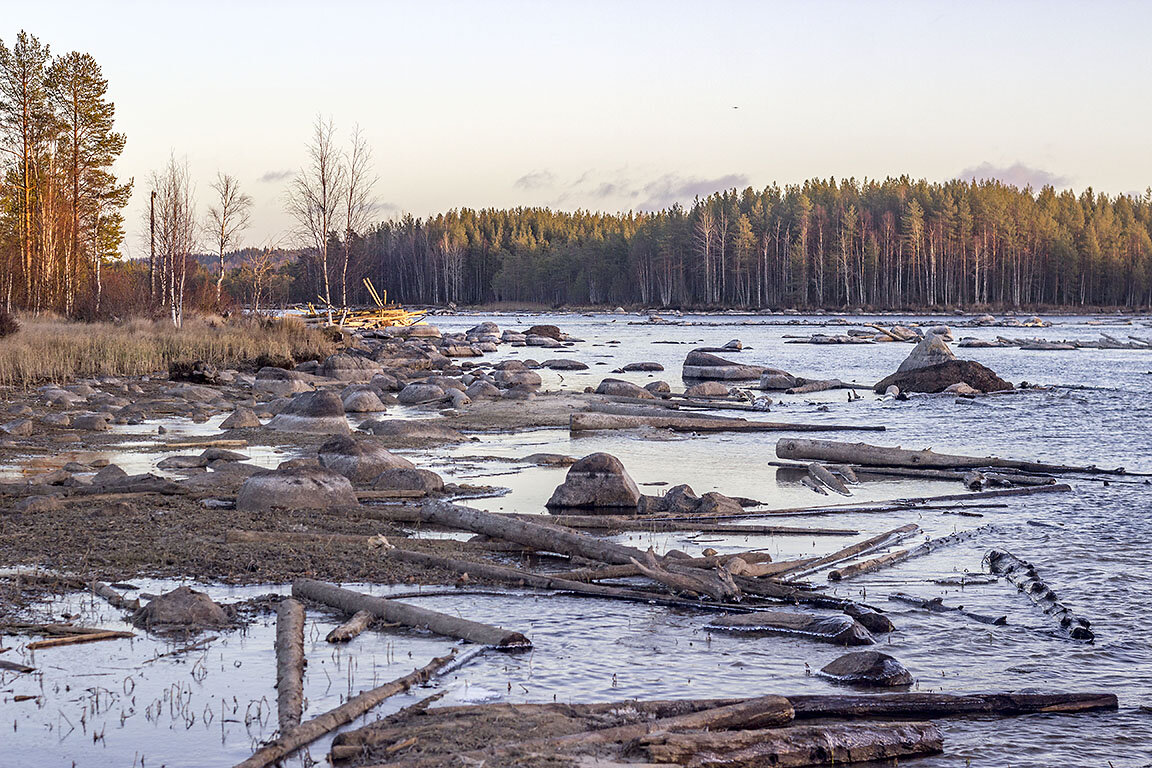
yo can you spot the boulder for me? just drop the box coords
[371,467,445,493]
[254,366,314,396]
[546,452,642,510]
[542,359,589,371]
[818,651,913,687]
[645,381,671,395]
[682,350,766,381]
[267,390,350,434]
[235,466,357,511]
[759,372,802,390]
[342,389,387,413]
[874,360,1013,395]
[358,418,468,445]
[72,413,111,431]
[621,361,664,372]
[526,324,563,340]
[641,484,700,515]
[525,334,564,348]
[447,389,471,409]
[319,352,383,382]
[220,406,261,429]
[397,383,447,404]
[132,586,230,631]
[465,381,502,399]
[317,434,414,482]
[1,418,34,437]
[684,382,729,397]
[467,321,500,336]
[594,378,654,399]
[694,491,744,516]
[401,324,442,339]
[494,370,542,389]
[897,334,957,373]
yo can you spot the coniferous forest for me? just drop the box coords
[4,29,1152,316]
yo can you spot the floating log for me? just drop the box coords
[828,526,991,582]
[769,460,1057,487]
[640,721,942,766]
[571,413,885,434]
[233,650,467,768]
[326,610,375,643]
[275,598,306,733]
[27,630,134,650]
[888,592,1006,626]
[781,524,920,581]
[707,610,875,645]
[808,462,852,496]
[984,549,1094,641]
[292,579,530,649]
[777,437,1141,476]
[788,691,1117,719]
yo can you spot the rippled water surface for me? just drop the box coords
[3,311,1151,767]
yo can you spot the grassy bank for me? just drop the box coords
[0,315,334,388]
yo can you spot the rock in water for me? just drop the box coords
[594,378,654,398]
[708,611,875,645]
[371,467,445,493]
[682,350,767,381]
[818,651,914,687]
[236,467,357,511]
[526,324,563,340]
[843,603,895,634]
[133,586,229,631]
[874,360,1013,394]
[267,390,350,434]
[317,434,414,482]
[897,333,957,373]
[397,383,447,404]
[546,452,642,510]
[342,389,387,413]
[220,406,261,429]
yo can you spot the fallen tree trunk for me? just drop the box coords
[888,592,1006,626]
[275,599,306,733]
[807,462,852,496]
[786,378,847,395]
[326,610,375,643]
[629,549,741,602]
[828,526,992,582]
[640,721,942,766]
[225,529,532,554]
[984,549,1094,641]
[781,524,920,581]
[292,579,531,650]
[525,514,857,537]
[707,610,875,645]
[788,691,1117,718]
[233,650,467,768]
[777,437,1141,476]
[572,413,885,433]
[91,580,140,611]
[769,460,1058,487]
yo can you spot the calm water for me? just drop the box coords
[2,311,1151,766]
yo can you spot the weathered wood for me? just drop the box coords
[91,580,140,611]
[225,529,531,553]
[888,592,1006,626]
[292,579,531,649]
[828,526,991,582]
[708,611,874,645]
[985,549,1094,640]
[27,630,134,650]
[769,460,1057,486]
[571,412,885,433]
[232,650,466,768]
[777,437,1140,476]
[786,378,847,395]
[165,439,247,450]
[640,721,943,766]
[807,462,852,495]
[782,524,920,581]
[788,691,1118,718]
[326,610,375,643]
[275,598,306,733]
[629,549,741,602]
[525,514,858,537]
[0,659,35,673]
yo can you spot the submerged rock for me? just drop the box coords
[133,586,230,631]
[818,651,914,687]
[621,361,664,372]
[236,466,357,511]
[358,418,468,446]
[267,390,350,434]
[317,434,414,482]
[546,452,642,510]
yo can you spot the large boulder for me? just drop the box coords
[342,389,387,413]
[398,383,448,404]
[236,466,356,511]
[594,378,654,399]
[319,352,383,382]
[317,434,414,482]
[494,370,542,389]
[546,452,641,510]
[371,467,445,493]
[526,324,563,340]
[132,586,230,631]
[220,406,261,429]
[897,334,957,373]
[254,366,314,396]
[682,350,766,381]
[818,651,914,687]
[874,360,1013,395]
[267,390,350,434]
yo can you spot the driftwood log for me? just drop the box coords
[571,412,885,433]
[788,691,1117,718]
[275,598,306,733]
[292,579,531,649]
[888,592,1007,626]
[984,549,1094,640]
[326,610,375,643]
[26,630,134,650]
[828,526,992,582]
[708,611,875,645]
[781,524,920,581]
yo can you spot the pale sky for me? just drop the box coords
[7,0,1152,251]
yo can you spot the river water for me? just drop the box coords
[2,311,1151,767]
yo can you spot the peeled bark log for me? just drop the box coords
[985,549,1094,640]
[828,525,991,582]
[777,437,1139,476]
[781,524,920,581]
[275,598,306,732]
[788,691,1117,719]
[326,610,374,643]
[640,721,942,766]
[292,579,530,649]
[572,413,885,434]
[233,650,466,768]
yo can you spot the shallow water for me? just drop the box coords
[3,311,1152,766]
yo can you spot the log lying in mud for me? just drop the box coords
[275,599,306,733]
[984,549,1094,641]
[91,580,140,611]
[707,611,875,645]
[780,524,920,581]
[828,526,991,582]
[26,630,134,650]
[233,650,466,768]
[639,721,943,766]
[787,691,1118,719]
[776,437,1141,476]
[326,610,374,643]
[571,412,886,434]
[292,579,531,649]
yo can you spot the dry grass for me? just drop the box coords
[0,314,335,387]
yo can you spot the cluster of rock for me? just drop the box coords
[874,330,1013,395]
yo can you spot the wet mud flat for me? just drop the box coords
[1,311,1151,767]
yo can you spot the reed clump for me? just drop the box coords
[0,314,335,387]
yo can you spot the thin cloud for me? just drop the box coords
[258,169,293,183]
[957,162,1070,190]
[637,173,749,210]
[513,170,557,190]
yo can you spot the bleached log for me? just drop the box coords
[275,598,306,732]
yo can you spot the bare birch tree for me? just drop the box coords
[285,116,345,321]
[341,125,377,306]
[147,155,196,327]
[206,171,252,305]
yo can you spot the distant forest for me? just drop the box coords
[295,177,1152,310]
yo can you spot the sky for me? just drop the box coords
[7,0,1152,251]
